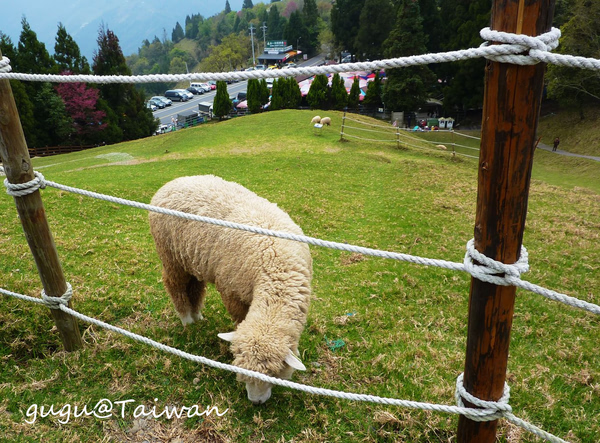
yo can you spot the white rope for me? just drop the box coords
[341,132,398,144]
[3,170,46,196]
[1,166,598,315]
[0,284,570,442]
[342,124,398,136]
[0,56,12,73]
[2,26,598,84]
[41,282,73,308]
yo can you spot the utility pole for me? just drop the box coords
[249,24,256,66]
[261,22,267,51]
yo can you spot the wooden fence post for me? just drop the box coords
[0,49,83,352]
[457,1,555,442]
[340,110,346,142]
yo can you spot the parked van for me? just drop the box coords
[164,90,189,102]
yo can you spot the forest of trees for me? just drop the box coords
[0,0,597,149]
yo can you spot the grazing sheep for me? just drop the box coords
[320,117,331,126]
[436,144,447,150]
[149,175,312,404]
[311,115,321,124]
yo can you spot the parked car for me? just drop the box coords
[164,90,189,102]
[187,86,204,95]
[190,82,212,93]
[146,102,157,111]
[230,91,247,107]
[266,78,275,89]
[245,67,256,71]
[207,81,217,90]
[151,96,172,106]
[283,63,297,69]
[148,98,166,109]
[255,64,267,70]
[176,89,194,100]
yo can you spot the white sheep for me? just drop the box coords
[311,115,321,124]
[320,117,331,126]
[436,144,447,150]
[149,175,312,404]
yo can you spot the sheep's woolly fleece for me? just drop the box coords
[149,175,312,403]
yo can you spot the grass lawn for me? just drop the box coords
[1,110,598,442]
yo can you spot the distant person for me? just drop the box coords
[553,137,560,152]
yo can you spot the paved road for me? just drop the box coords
[537,142,600,162]
[153,54,327,126]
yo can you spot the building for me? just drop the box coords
[257,40,302,67]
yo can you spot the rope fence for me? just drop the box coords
[1,20,600,443]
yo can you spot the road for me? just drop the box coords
[153,54,327,126]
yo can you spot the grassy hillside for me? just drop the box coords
[538,105,600,157]
[1,110,598,442]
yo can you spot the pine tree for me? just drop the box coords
[302,0,320,55]
[331,0,365,58]
[547,0,600,112]
[259,79,270,107]
[307,74,330,109]
[270,78,284,110]
[225,0,232,14]
[16,17,54,74]
[247,79,262,113]
[213,81,232,119]
[267,6,284,40]
[243,0,254,9]
[355,0,395,61]
[54,23,90,74]
[93,26,156,141]
[172,22,185,43]
[382,0,436,112]
[348,77,361,110]
[33,83,74,146]
[363,72,383,109]
[284,11,307,54]
[285,77,301,109]
[330,73,348,110]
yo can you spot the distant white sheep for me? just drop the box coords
[149,175,312,404]
[436,144,447,150]
[320,117,331,126]
[311,115,321,124]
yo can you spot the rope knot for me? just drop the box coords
[464,239,529,286]
[455,373,512,422]
[479,27,561,65]
[3,170,46,197]
[0,56,12,73]
[41,283,73,309]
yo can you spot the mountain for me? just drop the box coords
[1,0,244,61]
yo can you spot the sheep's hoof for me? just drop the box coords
[179,312,203,325]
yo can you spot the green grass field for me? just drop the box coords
[1,110,598,442]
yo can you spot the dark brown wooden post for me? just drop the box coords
[0,50,83,351]
[457,1,555,442]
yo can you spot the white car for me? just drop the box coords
[176,89,194,100]
[152,96,172,106]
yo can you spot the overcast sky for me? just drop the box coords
[1,0,244,60]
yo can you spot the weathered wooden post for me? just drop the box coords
[457,1,555,442]
[340,110,346,142]
[0,49,83,351]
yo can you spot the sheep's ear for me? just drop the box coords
[218,332,236,342]
[285,351,306,371]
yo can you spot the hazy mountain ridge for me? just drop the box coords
[2,0,243,61]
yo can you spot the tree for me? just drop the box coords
[363,72,383,109]
[285,77,302,108]
[303,0,320,55]
[355,0,395,61]
[33,83,74,146]
[55,73,107,145]
[330,73,348,110]
[270,78,284,110]
[331,0,365,58]
[348,76,361,110]
[547,0,600,114]
[418,0,443,54]
[93,25,156,142]
[243,0,254,9]
[307,74,330,109]
[16,17,54,75]
[438,0,491,112]
[172,22,185,43]
[267,5,285,40]
[213,81,232,119]
[247,78,262,113]
[54,23,90,74]
[284,11,308,54]
[200,33,251,72]
[259,79,270,107]
[382,0,436,112]
[225,0,232,14]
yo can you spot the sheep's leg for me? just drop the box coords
[162,264,206,325]
[220,293,250,325]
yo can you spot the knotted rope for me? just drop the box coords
[2,170,46,197]
[0,56,11,73]
[41,282,73,309]
[480,27,561,65]
[463,239,530,286]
